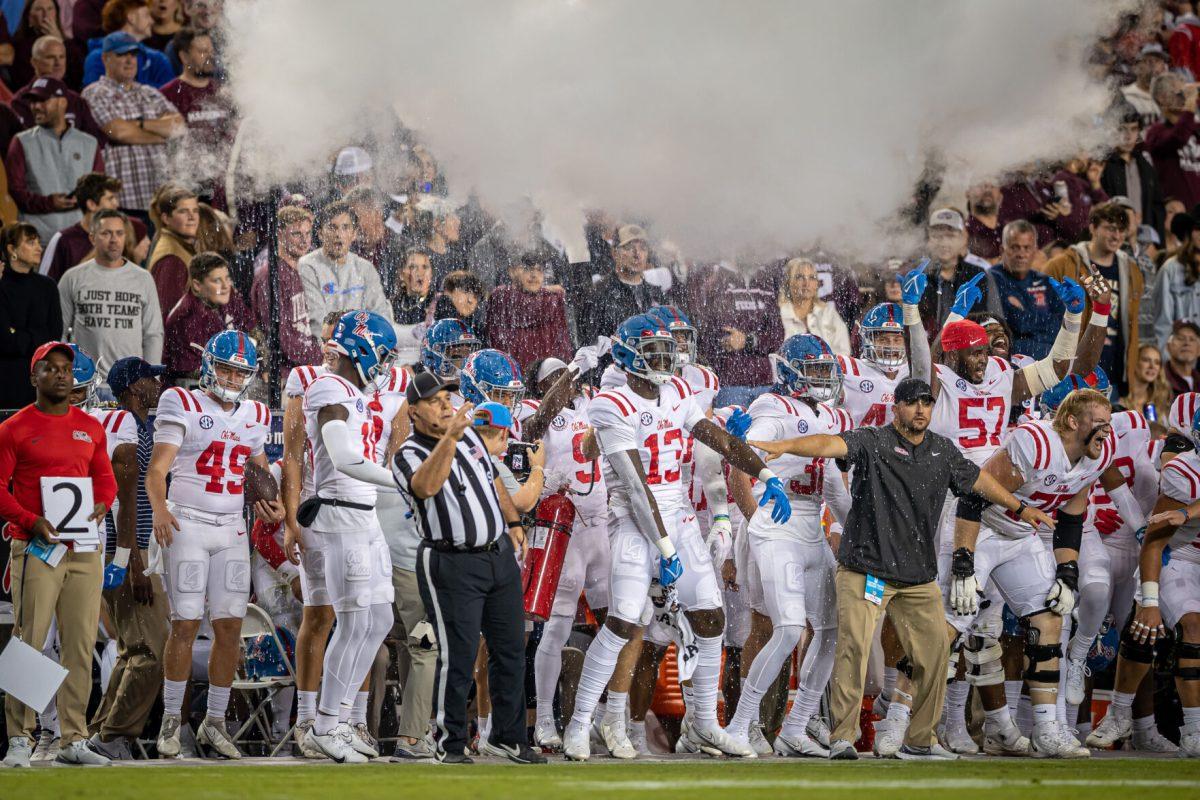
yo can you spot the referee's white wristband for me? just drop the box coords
[1140,581,1159,608]
[113,546,131,568]
[758,468,778,484]
[655,537,677,559]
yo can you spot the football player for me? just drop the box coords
[147,331,281,759]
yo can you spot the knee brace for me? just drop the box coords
[964,634,1005,687]
[1118,619,1156,665]
[1174,628,1200,681]
[1022,615,1061,685]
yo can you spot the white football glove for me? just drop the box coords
[950,575,980,616]
[707,514,732,564]
[569,344,600,376]
[1045,578,1077,616]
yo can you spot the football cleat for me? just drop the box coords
[748,724,772,756]
[600,717,637,759]
[774,730,829,758]
[1063,657,1090,707]
[938,721,980,755]
[1131,725,1179,753]
[349,723,379,758]
[1085,708,1131,748]
[156,715,182,758]
[295,720,327,759]
[982,720,1030,756]
[806,716,832,748]
[563,721,591,762]
[687,722,755,757]
[310,723,368,764]
[196,717,242,759]
[873,719,907,758]
[533,720,563,752]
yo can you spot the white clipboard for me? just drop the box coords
[0,636,68,713]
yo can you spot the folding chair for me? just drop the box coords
[230,603,297,756]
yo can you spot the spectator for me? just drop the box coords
[144,0,181,52]
[298,200,392,339]
[0,341,117,767]
[1109,194,1161,343]
[776,256,850,355]
[81,31,182,216]
[162,251,251,380]
[11,35,107,142]
[485,248,572,371]
[391,246,434,325]
[71,0,107,41]
[250,204,321,378]
[1151,228,1200,349]
[917,207,1003,337]
[1121,43,1168,127]
[0,222,61,408]
[145,182,196,314]
[1144,72,1200,210]
[997,169,1077,246]
[158,27,231,201]
[1121,341,1172,419]
[346,186,404,296]
[39,171,147,280]
[81,0,172,88]
[1101,108,1166,240]
[989,220,1065,359]
[10,1,85,90]
[163,0,223,78]
[424,197,466,285]
[1053,156,1110,242]
[6,77,102,244]
[965,182,1003,262]
[1042,202,1142,391]
[1165,319,1200,398]
[433,269,486,332]
[577,224,665,347]
[318,145,373,208]
[58,208,163,376]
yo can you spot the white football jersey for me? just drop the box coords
[535,394,608,519]
[92,408,138,458]
[303,373,379,505]
[1157,450,1200,565]
[285,364,328,499]
[1168,391,1200,436]
[154,387,271,515]
[981,419,1114,540]
[600,363,720,414]
[368,366,409,468]
[1090,410,1155,539]
[834,355,909,427]
[744,392,843,502]
[588,376,705,520]
[930,357,1016,466]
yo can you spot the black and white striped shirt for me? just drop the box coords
[392,427,505,548]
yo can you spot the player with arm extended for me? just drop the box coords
[147,332,282,760]
[561,314,791,761]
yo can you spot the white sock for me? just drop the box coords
[1109,691,1135,714]
[604,691,628,723]
[984,705,1013,729]
[1004,680,1023,716]
[781,627,835,738]
[297,690,318,722]
[886,697,911,725]
[943,680,969,728]
[479,714,492,740]
[690,635,724,726]
[315,711,338,736]
[882,666,898,700]
[1065,700,1080,729]
[351,691,369,725]
[681,684,695,718]
[630,719,646,741]
[569,626,625,729]
[163,678,187,718]
[206,685,231,721]
[1033,703,1056,728]
[1182,707,1200,730]
[1016,694,1033,735]
[534,615,572,723]
[727,684,765,736]
[1132,715,1154,732]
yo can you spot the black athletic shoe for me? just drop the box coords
[481,740,548,764]
[434,748,474,764]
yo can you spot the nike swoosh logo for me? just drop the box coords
[245,424,256,429]
[671,404,681,411]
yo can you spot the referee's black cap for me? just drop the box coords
[895,377,934,404]
[407,370,459,404]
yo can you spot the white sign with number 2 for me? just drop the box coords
[39,476,98,542]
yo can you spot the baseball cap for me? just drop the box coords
[26,77,67,101]
[30,340,73,373]
[615,224,647,247]
[1108,195,1135,211]
[1138,43,1168,61]
[1138,224,1161,246]
[107,357,165,397]
[473,401,513,430]
[406,369,458,404]
[334,146,372,176]
[1173,319,1200,339]
[941,319,990,351]
[928,208,965,231]
[894,378,934,405]
[102,31,140,55]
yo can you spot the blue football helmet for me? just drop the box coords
[859,302,906,368]
[68,343,96,409]
[1039,366,1110,417]
[1191,406,1200,452]
[330,310,398,389]
[199,330,259,403]
[770,334,842,403]
[611,313,677,386]
[461,349,525,409]
[422,318,481,379]
[648,305,697,365]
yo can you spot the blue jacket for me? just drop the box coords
[82,39,175,89]
[989,264,1065,360]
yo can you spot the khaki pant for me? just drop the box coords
[5,539,102,745]
[829,567,951,748]
[89,550,169,739]
[392,566,436,740]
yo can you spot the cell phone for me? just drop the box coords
[1053,180,1068,202]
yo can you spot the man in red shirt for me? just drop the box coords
[0,341,116,768]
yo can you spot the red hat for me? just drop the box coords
[30,341,73,374]
[941,320,989,352]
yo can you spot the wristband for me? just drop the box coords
[1088,312,1108,330]
[902,303,921,326]
[944,312,964,325]
[1141,580,1159,608]
[113,546,131,568]
[1014,500,1027,518]
[656,536,677,559]
[1091,301,1111,317]
[507,520,522,530]
[713,513,730,522]
[757,468,778,484]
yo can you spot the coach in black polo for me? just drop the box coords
[391,370,545,765]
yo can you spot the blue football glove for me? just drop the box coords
[103,562,128,590]
[659,553,684,587]
[900,259,929,305]
[758,476,792,524]
[726,408,752,441]
[1047,276,1085,314]
[950,272,986,318]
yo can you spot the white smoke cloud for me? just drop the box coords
[222,0,1131,261]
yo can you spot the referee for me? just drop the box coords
[392,370,545,765]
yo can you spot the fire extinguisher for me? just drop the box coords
[522,492,577,621]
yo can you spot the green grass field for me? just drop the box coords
[4,757,1200,800]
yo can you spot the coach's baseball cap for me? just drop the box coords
[473,401,513,430]
[26,77,67,101]
[102,31,140,55]
[406,369,458,404]
[615,224,647,248]
[894,377,934,405]
[108,357,166,397]
[928,207,965,232]
[30,340,72,373]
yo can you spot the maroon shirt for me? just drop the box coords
[158,79,233,149]
[966,215,1002,260]
[484,285,572,371]
[151,254,189,318]
[693,265,784,387]
[40,217,148,282]
[250,259,321,375]
[163,290,254,378]
[1144,113,1200,209]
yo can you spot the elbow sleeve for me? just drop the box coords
[1107,483,1147,535]
[956,492,986,522]
[320,419,394,489]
